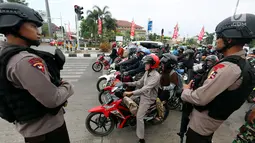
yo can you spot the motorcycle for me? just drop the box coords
[96,70,120,92]
[92,53,111,72]
[98,73,134,104]
[85,82,169,136]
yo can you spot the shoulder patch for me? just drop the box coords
[213,63,225,71]
[28,57,45,73]
[208,71,218,79]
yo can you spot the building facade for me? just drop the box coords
[116,20,146,40]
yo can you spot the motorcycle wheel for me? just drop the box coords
[98,90,109,104]
[86,112,115,137]
[97,78,107,92]
[92,62,103,72]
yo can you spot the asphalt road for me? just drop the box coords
[0,45,253,143]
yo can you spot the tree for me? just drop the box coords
[81,5,117,42]
[41,23,49,37]
[249,40,255,48]
[204,32,214,45]
[7,0,28,5]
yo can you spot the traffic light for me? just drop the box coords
[74,5,84,20]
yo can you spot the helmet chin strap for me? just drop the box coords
[11,28,40,47]
[18,34,40,47]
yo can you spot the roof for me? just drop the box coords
[117,20,143,29]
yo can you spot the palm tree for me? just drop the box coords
[93,6,111,18]
[204,32,215,45]
[84,5,117,42]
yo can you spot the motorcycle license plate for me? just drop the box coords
[104,93,113,104]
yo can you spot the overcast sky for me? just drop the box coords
[27,0,255,37]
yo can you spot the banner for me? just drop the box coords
[198,26,205,41]
[148,20,153,31]
[98,18,102,35]
[130,20,135,40]
[172,23,179,39]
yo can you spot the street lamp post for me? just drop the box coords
[45,0,52,38]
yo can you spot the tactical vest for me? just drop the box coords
[0,46,65,123]
[194,55,255,120]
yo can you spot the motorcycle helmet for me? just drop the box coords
[142,54,160,69]
[0,3,43,46]
[160,53,178,71]
[215,13,255,52]
[127,45,137,58]
[205,55,219,67]
[112,42,117,48]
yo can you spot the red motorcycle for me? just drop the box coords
[98,72,134,104]
[92,54,111,72]
[85,82,169,136]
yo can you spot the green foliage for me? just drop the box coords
[248,39,255,48]
[186,38,198,45]
[7,0,28,5]
[149,33,159,41]
[80,5,117,43]
[41,23,49,37]
[204,32,214,45]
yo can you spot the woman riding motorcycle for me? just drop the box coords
[123,54,160,143]
[158,53,179,102]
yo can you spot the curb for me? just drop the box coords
[64,53,110,58]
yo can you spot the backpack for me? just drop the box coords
[170,70,184,93]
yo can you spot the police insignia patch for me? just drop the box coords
[208,71,217,79]
[28,58,45,73]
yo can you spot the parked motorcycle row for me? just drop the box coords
[86,45,255,137]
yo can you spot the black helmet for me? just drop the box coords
[205,55,219,64]
[160,53,178,70]
[0,3,43,46]
[215,13,255,51]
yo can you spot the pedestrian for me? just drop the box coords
[181,13,255,143]
[0,3,74,143]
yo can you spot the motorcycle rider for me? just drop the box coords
[115,45,137,71]
[123,47,151,77]
[158,53,179,102]
[109,42,118,64]
[181,13,255,143]
[0,3,74,143]
[123,54,160,143]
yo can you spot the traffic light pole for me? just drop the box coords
[75,14,80,50]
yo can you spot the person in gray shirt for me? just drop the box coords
[0,3,74,143]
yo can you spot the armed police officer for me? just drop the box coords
[0,3,74,143]
[181,13,255,143]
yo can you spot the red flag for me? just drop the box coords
[198,26,205,41]
[172,23,179,39]
[98,18,102,35]
[130,20,135,39]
